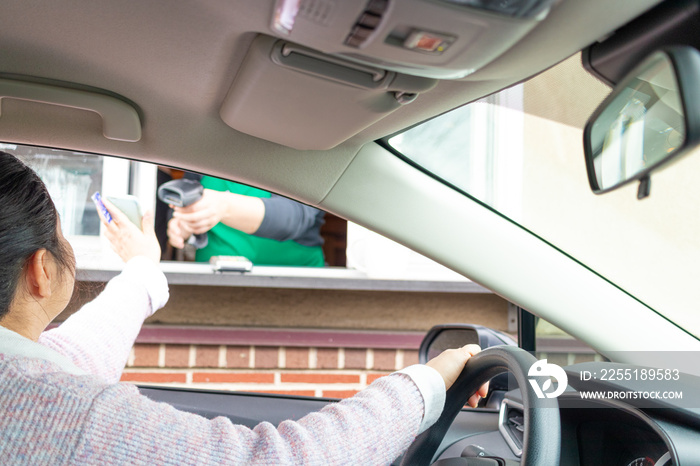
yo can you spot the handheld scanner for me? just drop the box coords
[91,192,112,223]
[157,178,208,249]
[157,179,204,207]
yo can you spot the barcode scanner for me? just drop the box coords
[157,179,208,249]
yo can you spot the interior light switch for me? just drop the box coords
[403,30,455,54]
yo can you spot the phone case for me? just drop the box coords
[91,192,113,223]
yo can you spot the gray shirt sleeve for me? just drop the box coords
[254,195,325,247]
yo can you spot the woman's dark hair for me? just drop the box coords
[0,151,75,319]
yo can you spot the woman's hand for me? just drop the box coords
[171,189,265,236]
[167,216,194,249]
[426,344,489,407]
[171,189,227,235]
[98,199,161,264]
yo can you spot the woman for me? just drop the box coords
[0,152,486,465]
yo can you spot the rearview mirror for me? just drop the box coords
[583,47,700,199]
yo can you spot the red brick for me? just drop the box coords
[250,390,315,397]
[344,349,366,369]
[367,373,391,384]
[120,372,186,383]
[192,372,274,384]
[255,347,279,369]
[133,344,159,367]
[164,345,189,368]
[285,348,309,369]
[402,350,419,368]
[281,373,360,384]
[373,349,397,371]
[316,348,338,369]
[196,345,220,368]
[323,390,359,399]
[226,346,250,368]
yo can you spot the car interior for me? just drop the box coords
[1,0,700,464]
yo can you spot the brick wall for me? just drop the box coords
[122,343,419,398]
[116,327,601,399]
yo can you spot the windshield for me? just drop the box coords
[388,54,700,338]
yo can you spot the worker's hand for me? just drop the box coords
[98,199,161,264]
[426,344,489,408]
[167,216,194,249]
[171,189,227,235]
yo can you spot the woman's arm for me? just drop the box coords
[39,202,167,383]
[255,195,324,246]
[38,257,168,383]
[168,190,324,248]
[170,189,265,241]
[72,347,483,464]
[76,370,432,465]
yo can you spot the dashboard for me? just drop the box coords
[435,362,700,465]
[437,394,681,465]
[559,397,672,466]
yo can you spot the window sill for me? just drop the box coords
[76,261,492,294]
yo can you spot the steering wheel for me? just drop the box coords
[401,346,561,465]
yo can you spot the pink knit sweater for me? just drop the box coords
[0,257,444,465]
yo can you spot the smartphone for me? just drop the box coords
[210,255,253,273]
[91,192,143,229]
[106,195,143,229]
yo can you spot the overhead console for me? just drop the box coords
[220,35,437,150]
[220,0,557,149]
[269,0,557,79]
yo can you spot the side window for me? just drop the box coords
[2,143,158,266]
[5,143,514,399]
[1,144,113,237]
[535,318,605,366]
[388,86,525,219]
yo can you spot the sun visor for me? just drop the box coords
[219,35,437,150]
